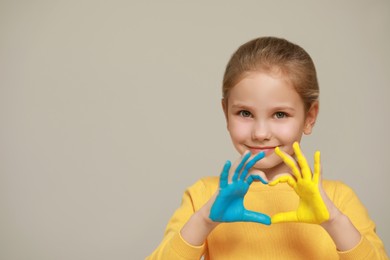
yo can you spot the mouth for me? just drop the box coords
[246,146,277,156]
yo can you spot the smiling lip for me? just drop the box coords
[247,146,277,156]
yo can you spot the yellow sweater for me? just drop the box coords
[147,177,388,259]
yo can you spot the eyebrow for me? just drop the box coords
[230,103,296,112]
[230,103,252,109]
[272,106,296,112]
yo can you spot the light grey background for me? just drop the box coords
[1,1,389,259]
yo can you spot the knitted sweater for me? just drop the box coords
[147,177,388,259]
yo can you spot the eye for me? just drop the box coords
[274,112,287,119]
[239,110,252,118]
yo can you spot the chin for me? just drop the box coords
[253,157,283,170]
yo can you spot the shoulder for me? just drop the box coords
[322,180,365,211]
[187,176,219,194]
[181,176,219,211]
[323,179,352,191]
[322,179,357,198]
[323,180,378,232]
[199,176,219,187]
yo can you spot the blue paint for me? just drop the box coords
[209,151,271,225]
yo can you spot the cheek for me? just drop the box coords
[228,120,251,142]
[274,121,304,141]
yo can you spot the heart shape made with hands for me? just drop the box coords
[209,142,330,225]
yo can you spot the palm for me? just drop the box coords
[211,180,249,222]
[293,179,328,223]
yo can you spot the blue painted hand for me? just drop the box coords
[209,152,271,225]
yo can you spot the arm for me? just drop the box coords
[326,181,389,260]
[320,212,361,252]
[269,142,388,259]
[145,180,210,260]
[179,192,218,247]
[147,151,270,259]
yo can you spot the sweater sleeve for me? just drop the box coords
[329,182,389,260]
[145,179,214,260]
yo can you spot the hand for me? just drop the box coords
[209,152,271,225]
[269,142,330,224]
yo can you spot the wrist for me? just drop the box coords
[180,209,219,247]
[320,210,345,229]
[320,212,361,251]
[318,196,343,227]
[197,206,219,228]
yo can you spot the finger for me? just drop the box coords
[293,142,311,180]
[275,147,302,180]
[313,151,321,184]
[269,175,296,188]
[247,175,254,185]
[251,174,268,185]
[271,211,298,224]
[246,174,268,185]
[219,160,231,188]
[232,152,251,182]
[240,151,265,181]
[242,210,271,225]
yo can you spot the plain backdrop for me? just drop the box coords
[1,1,389,259]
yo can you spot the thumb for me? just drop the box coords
[243,210,271,225]
[271,211,298,224]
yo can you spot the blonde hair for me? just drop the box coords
[222,36,319,112]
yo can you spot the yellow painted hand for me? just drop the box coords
[269,142,330,224]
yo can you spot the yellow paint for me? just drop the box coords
[269,142,330,224]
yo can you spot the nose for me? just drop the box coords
[252,119,271,141]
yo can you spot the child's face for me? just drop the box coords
[223,71,317,172]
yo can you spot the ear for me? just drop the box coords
[221,98,229,126]
[303,101,319,135]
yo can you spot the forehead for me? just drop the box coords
[228,71,302,106]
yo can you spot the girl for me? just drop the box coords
[146,37,388,259]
